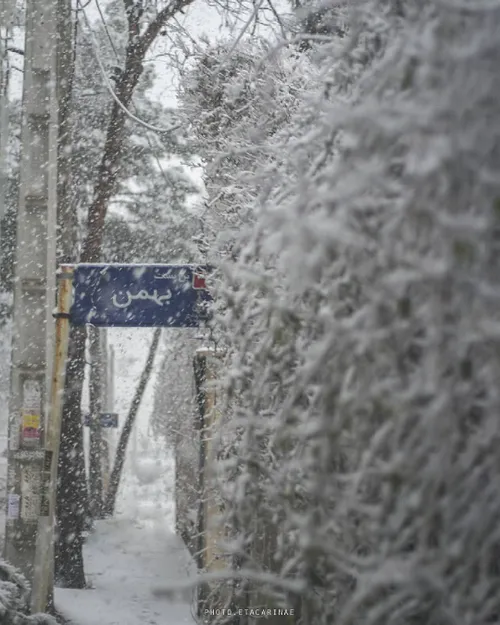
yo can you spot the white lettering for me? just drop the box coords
[111,291,133,308]
[111,288,172,309]
[157,270,176,279]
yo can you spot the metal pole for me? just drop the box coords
[107,343,116,493]
[88,326,103,518]
[3,0,59,603]
[100,330,108,410]
[100,330,109,496]
[193,351,207,616]
[108,344,115,414]
[32,265,73,613]
[99,331,114,498]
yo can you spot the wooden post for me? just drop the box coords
[32,264,73,613]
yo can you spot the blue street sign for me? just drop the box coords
[83,413,119,428]
[70,264,212,327]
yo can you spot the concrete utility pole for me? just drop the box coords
[3,0,60,607]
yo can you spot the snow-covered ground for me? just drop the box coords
[55,438,196,625]
[55,328,197,625]
[56,518,196,625]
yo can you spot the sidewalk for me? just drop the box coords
[55,518,197,625]
[55,447,198,625]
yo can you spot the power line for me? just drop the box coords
[93,0,119,59]
[77,0,181,135]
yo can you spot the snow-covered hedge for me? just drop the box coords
[180,0,500,624]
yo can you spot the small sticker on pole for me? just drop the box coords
[22,413,41,443]
[21,379,42,445]
[7,494,20,519]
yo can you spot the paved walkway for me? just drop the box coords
[55,518,196,625]
[56,447,197,625]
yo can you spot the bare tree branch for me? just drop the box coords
[138,0,196,55]
[123,0,142,41]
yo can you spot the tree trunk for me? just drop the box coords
[80,53,144,264]
[103,328,161,517]
[55,324,88,589]
[53,0,87,590]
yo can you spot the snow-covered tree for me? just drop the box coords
[179,36,317,254]
[71,0,200,265]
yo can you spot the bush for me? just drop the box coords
[0,559,57,625]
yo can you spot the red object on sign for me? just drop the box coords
[193,273,207,290]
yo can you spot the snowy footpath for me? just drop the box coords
[55,446,197,625]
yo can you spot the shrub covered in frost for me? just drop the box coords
[180,0,500,624]
[0,559,57,625]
